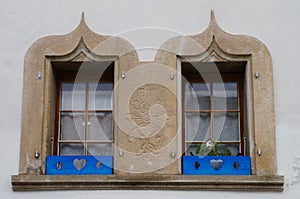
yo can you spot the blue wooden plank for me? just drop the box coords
[182,156,251,175]
[46,156,113,175]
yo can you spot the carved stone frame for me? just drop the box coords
[12,12,284,191]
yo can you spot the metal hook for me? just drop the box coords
[121,71,126,79]
[38,72,42,80]
[34,150,39,159]
[170,72,174,80]
[257,147,262,156]
[171,150,175,158]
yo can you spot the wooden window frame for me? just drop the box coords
[53,62,115,156]
[182,72,245,157]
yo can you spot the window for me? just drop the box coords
[56,82,113,156]
[182,62,245,157]
[181,61,251,175]
[46,61,115,175]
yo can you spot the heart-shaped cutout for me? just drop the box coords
[73,159,86,171]
[210,159,223,170]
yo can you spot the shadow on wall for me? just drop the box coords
[292,156,300,185]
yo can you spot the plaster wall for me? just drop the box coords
[1,0,300,198]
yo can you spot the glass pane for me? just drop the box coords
[185,83,210,110]
[185,112,211,141]
[213,83,238,110]
[61,83,86,110]
[87,112,112,141]
[60,112,85,140]
[87,143,112,156]
[59,143,84,156]
[185,144,199,156]
[213,112,239,141]
[216,144,240,156]
[185,144,240,156]
[88,83,113,110]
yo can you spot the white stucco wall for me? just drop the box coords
[1,0,300,198]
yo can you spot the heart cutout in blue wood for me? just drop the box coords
[210,159,223,170]
[73,159,86,170]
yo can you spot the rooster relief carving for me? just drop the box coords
[125,84,175,155]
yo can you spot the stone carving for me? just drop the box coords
[125,83,176,155]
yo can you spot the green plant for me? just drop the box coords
[195,139,231,156]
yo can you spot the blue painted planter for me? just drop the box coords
[46,156,113,175]
[182,156,251,175]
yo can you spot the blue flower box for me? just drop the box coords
[182,156,251,175]
[46,156,113,175]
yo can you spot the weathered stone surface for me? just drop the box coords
[11,175,284,192]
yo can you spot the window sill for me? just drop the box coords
[11,174,284,192]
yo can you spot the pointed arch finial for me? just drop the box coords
[80,11,86,26]
[208,10,221,30]
[210,10,215,22]
[77,11,89,29]
[73,11,92,34]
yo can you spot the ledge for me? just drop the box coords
[11,174,284,192]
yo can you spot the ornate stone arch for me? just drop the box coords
[157,11,278,176]
[18,13,138,175]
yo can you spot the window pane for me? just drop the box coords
[60,112,85,140]
[213,112,239,141]
[61,83,86,110]
[216,144,240,156]
[185,112,211,142]
[59,143,84,156]
[213,83,238,110]
[185,83,210,110]
[87,143,112,156]
[87,112,112,141]
[88,83,113,110]
[185,143,240,156]
[185,144,199,156]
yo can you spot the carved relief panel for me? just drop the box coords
[115,63,178,174]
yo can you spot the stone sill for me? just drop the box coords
[11,174,284,192]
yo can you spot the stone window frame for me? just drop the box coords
[177,39,252,172]
[11,12,284,191]
[50,50,116,158]
[157,11,282,178]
